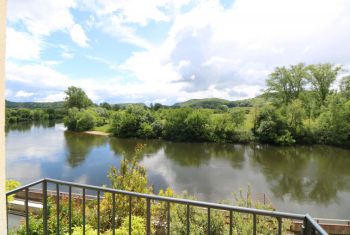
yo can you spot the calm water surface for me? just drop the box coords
[6,121,350,219]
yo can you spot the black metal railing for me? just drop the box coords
[6,178,328,235]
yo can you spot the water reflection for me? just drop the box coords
[64,132,108,167]
[249,145,350,205]
[5,122,350,218]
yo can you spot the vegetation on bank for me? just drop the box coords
[12,145,286,234]
[5,108,66,123]
[61,63,350,148]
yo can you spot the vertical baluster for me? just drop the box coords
[277,217,282,235]
[69,186,72,235]
[167,202,170,235]
[253,214,256,235]
[229,211,233,235]
[43,181,48,235]
[207,207,210,235]
[6,197,9,233]
[186,204,190,235]
[146,198,151,235]
[129,196,132,235]
[56,184,60,235]
[83,188,86,235]
[112,193,115,235]
[25,188,29,235]
[97,190,100,235]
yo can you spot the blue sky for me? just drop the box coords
[5,0,350,105]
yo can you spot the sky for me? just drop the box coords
[5,0,350,105]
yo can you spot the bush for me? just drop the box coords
[253,106,295,145]
[64,108,95,131]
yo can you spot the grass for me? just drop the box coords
[93,124,111,133]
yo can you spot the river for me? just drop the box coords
[5,121,350,219]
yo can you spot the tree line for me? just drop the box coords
[63,63,349,147]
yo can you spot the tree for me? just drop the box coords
[340,75,350,99]
[100,102,112,110]
[253,105,295,145]
[64,86,93,110]
[266,63,307,104]
[307,64,342,104]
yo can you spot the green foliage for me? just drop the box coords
[340,75,350,99]
[115,216,147,235]
[307,63,341,104]
[231,186,291,234]
[64,86,93,110]
[315,95,350,147]
[6,100,65,109]
[266,63,307,104]
[253,105,295,145]
[64,108,96,131]
[6,180,21,201]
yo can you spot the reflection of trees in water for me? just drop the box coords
[6,121,32,133]
[6,120,56,134]
[108,137,163,160]
[163,142,212,167]
[64,131,108,167]
[163,142,247,168]
[208,143,246,169]
[250,145,350,204]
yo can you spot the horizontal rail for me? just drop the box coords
[6,178,44,195]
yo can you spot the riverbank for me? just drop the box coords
[83,130,111,136]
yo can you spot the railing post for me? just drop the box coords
[97,190,100,235]
[186,204,190,235]
[229,211,233,235]
[6,197,8,233]
[277,217,282,235]
[56,184,60,235]
[112,193,115,235]
[167,201,170,235]
[68,186,72,235]
[25,188,29,235]
[83,188,86,235]
[207,207,210,235]
[146,198,151,235]
[253,214,256,235]
[303,216,309,235]
[43,180,48,235]
[129,196,132,235]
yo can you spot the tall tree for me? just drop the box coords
[266,63,307,104]
[64,86,93,110]
[340,75,350,99]
[307,63,342,104]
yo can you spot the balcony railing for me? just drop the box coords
[6,178,328,235]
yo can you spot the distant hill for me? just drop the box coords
[5,100,65,109]
[114,103,147,108]
[172,96,265,109]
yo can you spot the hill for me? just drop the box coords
[5,100,65,109]
[172,96,265,109]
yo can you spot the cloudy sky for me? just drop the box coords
[5,0,350,105]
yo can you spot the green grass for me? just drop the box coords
[93,124,112,133]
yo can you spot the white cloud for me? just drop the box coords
[82,0,172,26]
[69,24,89,47]
[6,62,71,89]
[35,92,66,102]
[7,0,91,48]
[98,15,153,49]
[6,27,42,60]
[7,0,76,36]
[14,90,35,98]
